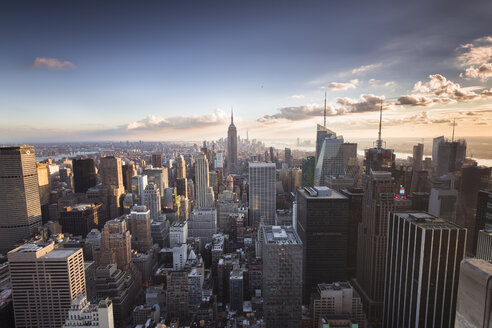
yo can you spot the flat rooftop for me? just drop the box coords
[263,226,301,245]
[249,162,276,168]
[299,186,347,199]
[395,212,463,230]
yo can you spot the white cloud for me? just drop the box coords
[126,109,228,130]
[290,94,305,99]
[31,57,77,70]
[351,63,382,75]
[458,36,492,81]
[326,79,359,91]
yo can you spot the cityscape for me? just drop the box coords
[1,1,492,328]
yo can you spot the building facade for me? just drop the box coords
[249,163,276,225]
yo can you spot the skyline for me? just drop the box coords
[1,0,492,143]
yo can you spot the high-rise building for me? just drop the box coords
[311,282,366,328]
[170,221,188,248]
[151,153,163,168]
[175,155,186,180]
[131,175,148,206]
[436,139,467,176]
[249,162,276,225]
[0,146,42,253]
[73,158,97,194]
[8,242,86,328]
[128,205,152,252]
[216,190,239,232]
[412,143,424,171]
[188,208,217,242]
[150,216,169,248]
[262,226,303,328]
[37,162,51,206]
[296,186,349,303]
[455,258,492,328]
[352,171,397,326]
[383,212,466,328]
[315,125,336,166]
[59,203,103,237]
[227,110,238,174]
[284,148,292,168]
[97,218,132,272]
[195,153,214,208]
[302,156,316,187]
[166,270,189,321]
[314,134,345,186]
[432,136,445,166]
[122,161,137,193]
[474,189,492,255]
[428,187,458,222]
[229,266,244,312]
[340,187,364,279]
[143,183,161,221]
[100,157,125,219]
[476,230,492,261]
[363,106,395,175]
[63,296,114,328]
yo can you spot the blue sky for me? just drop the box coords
[1,0,491,142]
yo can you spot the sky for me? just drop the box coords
[1,0,492,143]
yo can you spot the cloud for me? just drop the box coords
[31,57,77,70]
[481,88,492,97]
[369,79,396,88]
[326,79,359,91]
[351,63,382,75]
[258,94,387,123]
[397,74,482,106]
[386,112,452,126]
[126,109,228,130]
[290,94,305,99]
[458,36,492,81]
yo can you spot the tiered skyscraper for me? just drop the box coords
[249,162,276,225]
[227,109,238,174]
[0,146,42,253]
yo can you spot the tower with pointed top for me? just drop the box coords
[227,108,238,174]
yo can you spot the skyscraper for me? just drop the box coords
[100,156,125,219]
[249,162,276,225]
[262,226,303,328]
[412,143,424,171]
[195,152,214,208]
[175,155,187,179]
[73,158,97,194]
[143,183,161,221]
[0,146,42,253]
[8,242,86,328]
[128,205,153,252]
[97,218,132,272]
[314,134,345,186]
[151,153,163,168]
[296,186,349,303]
[59,203,103,237]
[227,109,238,174]
[436,139,467,176]
[432,136,445,166]
[383,212,466,328]
[315,124,336,166]
[474,189,492,253]
[284,148,292,167]
[340,187,364,279]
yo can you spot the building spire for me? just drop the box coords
[451,118,456,142]
[323,91,327,128]
[377,100,383,149]
[231,107,234,124]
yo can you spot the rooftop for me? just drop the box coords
[263,226,302,245]
[300,186,346,199]
[395,212,463,229]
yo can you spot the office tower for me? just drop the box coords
[166,271,189,321]
[128,205,152,252]
[227,110,238,174]
[302,156,315,187]
[151,153,163,168]
[188,268,203,313]
[150,216,169,248]
[170,221,188,248]
[143,183,161,221]
[296,186,349,303]
[352,171,396,326]
[428,187,458,222]
[342,143,357,168]
[216,190,239,232]
[455,258,492,328]
[383,212,467,328]
[122,161,137,192]
[8,242,86,328]
[436,139,467,176]
[432,136,445,166]
[100,157,125,219]
[229,266,244,312]
[131,174,148,206]
[412,143,424,171]
[0,146,42,253]
[97,218,132,272]
[95,264,139,326]
[249,162,276,225]
[176,155,186,179]
[73,158,97,194]
[59,203,103,237]
[476,230,492,260]
[189,208,217,242]
[340,187,364,279]
[143,167,168,194]
[262,226,303,328]
[475,189,492,232]
[458,167,491,255]
[63,296,114,328]
[311,282,366,328]
[314,134,345,186]
[37,162,51,204]
[325,175,354,192]
[284,148,292,167]
[195,153,214,208]
[315,125,336,165]
[176,177,188,197]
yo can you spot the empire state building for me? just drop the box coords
[227,109,237,174]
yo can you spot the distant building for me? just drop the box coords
[59,203,103,237]
[0,146,42,253]
[227,111,238,174]
[249,163,276,225]
[128,205,153,252]
[151,153,163,168]
[302,156,316,187]
[314,133,345,186]
[100,156,125,219]
[97,218,132,272]
[455,258,492,328]
[428,187,458,222]
[216,190,239,232]
[436,139,466,176]
[412,143,424,171]
[131,175,148,206]
[262,226,303,328]
[63,296,114,328]
[8,242,86,328]
[195,153,215,208]
[143,183,161,222]
[383,212,466,328]
[73,158,97,194]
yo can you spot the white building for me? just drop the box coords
[143,183,161,221]
[169,221,188,248]
[249,162,276,225]
[188,208,217,242]
[131,175,148,205]
[63,296,114,328]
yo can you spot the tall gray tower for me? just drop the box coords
[249,162,276,225]
[227,109,238,174]
[0,146,42,253]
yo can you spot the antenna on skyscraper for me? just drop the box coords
[231,107,234,124]
[451,118,456,142]
[323,91,327,128]
[377,99,383,149]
